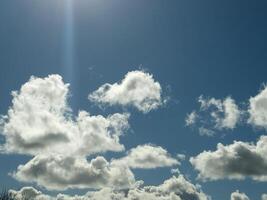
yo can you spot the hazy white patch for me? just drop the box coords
[190,136,267,181]
[171,168,181,174]
[176,153,186,161]
[262,194,267,200]
[89,70,163,113]
[198,127,215,137]
[231,190,250,200]
[112,144,179,169]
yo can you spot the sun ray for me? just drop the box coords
[63,0,74,85]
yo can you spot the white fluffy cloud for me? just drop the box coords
[88,70,163,113]
[230,190,250,200]
[9,175,209,200]
[190,136,267,181]
[13,154,135,191]
[185,96,241,136]
[2,75,71,155]
[112,144,179,169]
[1,75,129,156]
[248,85,267,130]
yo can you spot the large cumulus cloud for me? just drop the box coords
[1,75,129,156]
[190,136,267,181]
[88,70,163,113]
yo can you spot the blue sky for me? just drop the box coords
[1,0,267,199]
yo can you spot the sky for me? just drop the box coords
[1,0,267,199]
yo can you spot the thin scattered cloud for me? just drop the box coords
[185,96,241,136]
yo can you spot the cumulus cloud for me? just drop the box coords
[230,190,250,200]
[185,96,241,136]
[248,85,267,130]
[190,136,267,181]
[13,154,135,191]
[112,144,179,169]
[9,175,209,200]
[1,75,129,156]
[88,70,163,113]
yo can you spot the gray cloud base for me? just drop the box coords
[190,136,267,181]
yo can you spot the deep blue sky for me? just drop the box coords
[1,0,267,199]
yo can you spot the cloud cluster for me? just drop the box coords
[188,85,267,186]
[89,70,163,113]
[9,175,209,200]
[230,190,250,200]
[0,74,182,192]
[185,96,241,136]
[190,136,267,181]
